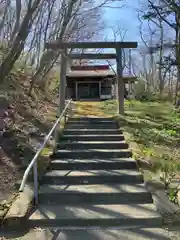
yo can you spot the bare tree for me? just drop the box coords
[147,0,180,101]
[0,0,124,88]
[28,0,117,94]
[0,0,42,84]
[142,8,165,95]
[138,11,159,92]
[10,0,22,41]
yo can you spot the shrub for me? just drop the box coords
[134,81,157,102]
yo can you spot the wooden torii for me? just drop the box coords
[45,41,138,115]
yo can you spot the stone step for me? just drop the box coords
[41,170,143,185]
[61,134,125,142]
[28,203,162,229]
[65,124,118,130]
[51,149,132,159]
[50,158,137,170]
[20,228,172,240]
[38,184,153,205]
[69,117,114,122]
[57,141,129,150]
[63,129,123,135]
[68,120,117,124]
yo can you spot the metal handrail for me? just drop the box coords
[19,99,72,204]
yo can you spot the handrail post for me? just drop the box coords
[19,100,72,203]
[33,161,38,205]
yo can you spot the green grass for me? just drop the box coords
[70,100,180,185]
[120,101,179,147]
[100,100,118,116]
[100,100,180,183]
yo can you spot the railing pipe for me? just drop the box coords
[19,100,72,193]
[33,161,38,204]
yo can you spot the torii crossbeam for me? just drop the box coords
[45,41,137,49]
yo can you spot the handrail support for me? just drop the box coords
[33,161,38,205]
[19,100,72,205]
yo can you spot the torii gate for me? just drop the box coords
[45,41,138,115]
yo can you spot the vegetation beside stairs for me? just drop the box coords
[0,69,64,224]
[1,100,180,231]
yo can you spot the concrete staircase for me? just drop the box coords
[28,117,162,230]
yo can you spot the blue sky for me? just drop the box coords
[104,0,141,42]
[95,1,141,71]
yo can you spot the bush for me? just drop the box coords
[151,154,176,189]
[134,80,145,97]
[135,90,157,102]
[134,80,157,102]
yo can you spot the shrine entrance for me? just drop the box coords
[45,41,138,114]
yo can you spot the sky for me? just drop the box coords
[95,0,142,72]
[102,0,176,72]
[104,0,141,43]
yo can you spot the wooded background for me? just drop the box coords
[0,0,179,103]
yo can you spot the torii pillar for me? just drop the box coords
[116,48,124,115]
[59,49,67,115]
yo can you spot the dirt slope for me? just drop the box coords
[0,74,57,203]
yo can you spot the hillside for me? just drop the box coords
[0,70,58,205]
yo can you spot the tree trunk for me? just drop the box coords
[174,12,180,105]
[10,0,22,41]
[0,0,41,84]
[28,0,76,93]
[159,20,164,97]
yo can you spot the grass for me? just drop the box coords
[67,100,180,166]
[75,99,180,157]
[0,66,61,207]
[74,101,113,117]
[75,99,180,186]
[100,99,180,203]
[113,100,180,184]
[114,100,180,156]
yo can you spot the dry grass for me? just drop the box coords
[74,101,114,117]
[0,75,58,205]
[113,100,180,182]
[74,99,180,182]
